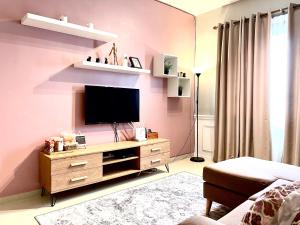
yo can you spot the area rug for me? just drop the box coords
[35,172,230,225]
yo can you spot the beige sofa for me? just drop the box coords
[179,157,300,225]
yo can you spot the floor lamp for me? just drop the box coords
[190,68,205,163]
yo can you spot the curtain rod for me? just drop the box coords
[212,4,300,30]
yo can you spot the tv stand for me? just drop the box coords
[39,138,170,206]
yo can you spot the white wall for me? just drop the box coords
[195,0,300,115]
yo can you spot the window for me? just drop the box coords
[269,14,288,162]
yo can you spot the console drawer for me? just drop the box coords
[51,167,102,193]
[140,142,170,158]
[51,153,102,175]
[140,152,170,170]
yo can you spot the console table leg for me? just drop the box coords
[206,199,212,216]
[50,194,56,207]
[165,164,169,173]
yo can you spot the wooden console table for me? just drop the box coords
[39,138,170,206]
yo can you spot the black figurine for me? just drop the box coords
[96,57,100,63]
[104,57,108,64]
[87,56,92,62]
[183,73,186,77]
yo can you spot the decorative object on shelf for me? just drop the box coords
[96,57,100,63]
[104,57,108,64]
[178,72,186,77]
[191,67,205,163]
[87,22,94,29]
[59,16,68,22]
[164,59,173,75]
[129,57,142,69]
[109,43,118,65]
[178,86,183,96]
[123,54,129,67]
[87,56,92,62]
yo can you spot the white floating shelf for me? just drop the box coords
[153,54,178,78]
[21,13,117,42]
[74,61,151,75]
[154,74,178,78]
[167,76,191,98]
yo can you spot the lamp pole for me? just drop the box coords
[190,72,205,162]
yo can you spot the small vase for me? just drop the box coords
[164,68,170,75]
[178,87,183,96]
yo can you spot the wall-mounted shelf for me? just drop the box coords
[74,61,151,75]
[21,13,117,42]
[168,77,191,98]
[153,54,178,78]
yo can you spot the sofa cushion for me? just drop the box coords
[240,182,300,225]
[277,189,300,225]
[218,200,254,225]
[178,215,224,225]
[203,157,276,196]
[249,179,292,201]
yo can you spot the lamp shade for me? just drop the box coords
[193,67,203,74]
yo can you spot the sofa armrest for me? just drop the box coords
[178,215,224,225]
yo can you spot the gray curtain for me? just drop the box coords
[283,4,300,166]
[214,14,272,162]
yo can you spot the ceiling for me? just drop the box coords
[157,0,240,16]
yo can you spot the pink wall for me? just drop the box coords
[0,0,195,197]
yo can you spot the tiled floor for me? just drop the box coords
[0,157,213,225]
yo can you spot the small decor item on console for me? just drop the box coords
[54,137,64,152]
[75,134,86,149]
[44,137,63,154]
[96,57,100,63]
[63,143,77,151]
[62,132,77,151]
[135,127,147,142]
[147,129,158,139]
[86,56,92,62]
[44,139,55,154]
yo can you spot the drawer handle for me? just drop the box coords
[70,176,88,182]
[70,161,88,167]
[151,148,161,152]
[151,159,161,164]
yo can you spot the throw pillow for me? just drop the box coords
[240,181,300,225]
[277,189,300,225]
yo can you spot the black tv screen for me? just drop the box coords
[85,86,140,124]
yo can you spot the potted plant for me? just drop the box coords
[178,86,183,96]
[164,59,173,75]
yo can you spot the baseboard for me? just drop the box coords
[170,153,192,162]
[0,188,41,204]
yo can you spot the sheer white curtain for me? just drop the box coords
[269,14,288,162]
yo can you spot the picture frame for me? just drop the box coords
[129,57,142,69]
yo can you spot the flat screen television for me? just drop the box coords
[85,85,140,124]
